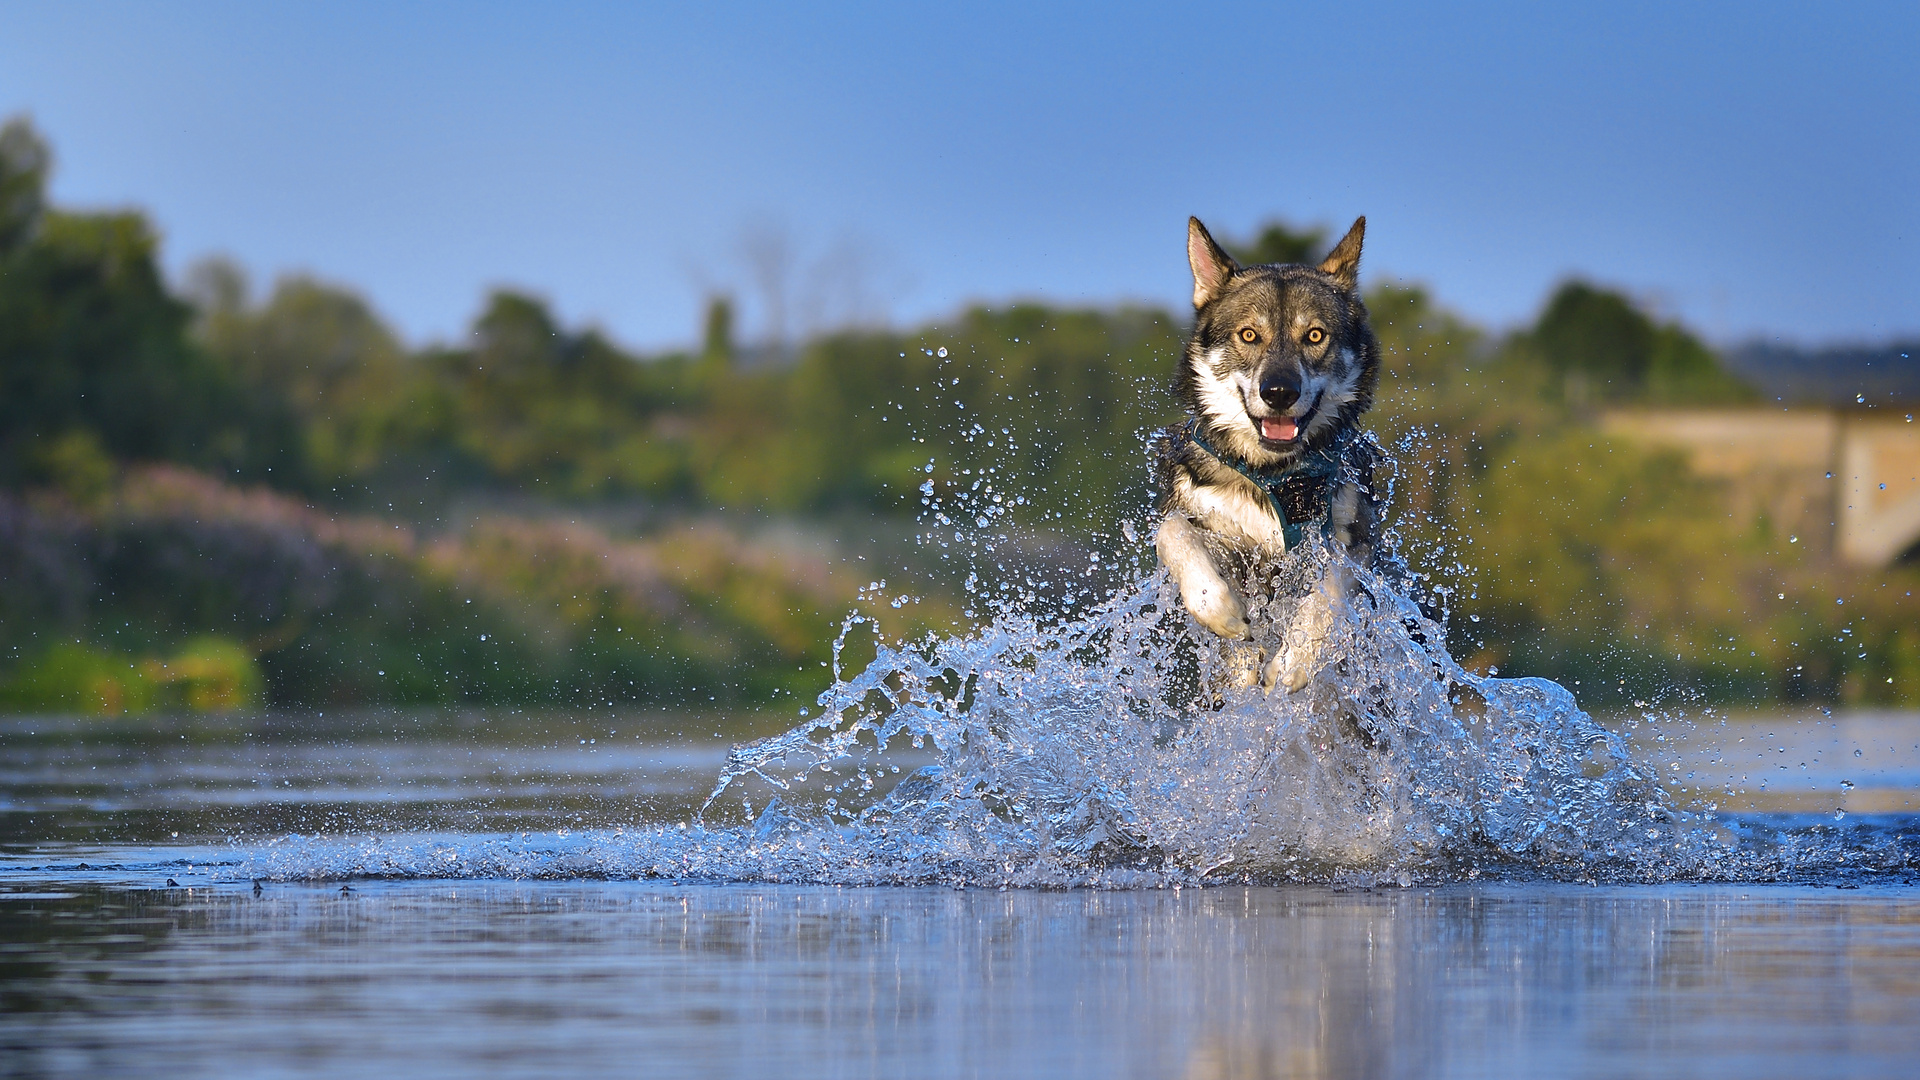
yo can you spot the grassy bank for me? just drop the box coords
[0,466,959,712]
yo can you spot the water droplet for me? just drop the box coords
[936,347,948,357]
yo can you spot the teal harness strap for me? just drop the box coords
[1183,419,1346,551]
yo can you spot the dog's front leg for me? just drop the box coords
[1264,565,1351,694]
[1156,514,1250,639]
[1264,480,1373,693]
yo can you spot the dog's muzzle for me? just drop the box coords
[1257,368,1304,443]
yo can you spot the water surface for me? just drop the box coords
[3,708,1918,1077]
[4,879,1917,1079]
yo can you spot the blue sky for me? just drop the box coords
[2,1,1914,351]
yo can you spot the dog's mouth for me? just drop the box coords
[1254,393,1318,446]
[1258,416,1300,442]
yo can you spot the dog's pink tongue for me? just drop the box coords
[1261,417,1299,442]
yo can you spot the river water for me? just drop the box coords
[3,700,1917,1078]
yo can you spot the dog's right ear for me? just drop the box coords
[1187,217,1238,309]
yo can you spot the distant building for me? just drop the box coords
[1601,410,1920,566]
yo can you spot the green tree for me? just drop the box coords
[0,116,49,252]
[1526,281,1751,406]
[191,265,424,487]
[1223,219,1328,266]
[429,290,688,497]
[773,304,1181,524]
[0,117,303,488]
[698,295,735,381]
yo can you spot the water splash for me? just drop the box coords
[684,536,1682,886]
[241,532,1899,889]
[232,398,1917,888]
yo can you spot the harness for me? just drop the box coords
[1182,418,1349,551]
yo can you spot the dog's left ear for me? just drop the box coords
[1319,216,1365,291]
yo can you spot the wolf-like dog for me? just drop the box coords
[1153,215,1386,694]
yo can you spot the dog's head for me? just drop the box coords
[1174,216,1380,470]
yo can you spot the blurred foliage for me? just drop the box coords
[2,117,1916,714]
[0,642,158,716]
[0,120,305,492]
[1222,219,1329,267]
[189,259,422,488]
[1521,281,1755,407]
[145,635,265,711]
[0,465,956,711]
[0,117,49,252]
[0,634,262,716]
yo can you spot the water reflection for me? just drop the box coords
[2,881,1917,1078]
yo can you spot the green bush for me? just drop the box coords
[0,641,157,716]
[144,635,263,711]
[0,635,265,716]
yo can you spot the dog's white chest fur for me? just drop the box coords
[1173,471,1287,553]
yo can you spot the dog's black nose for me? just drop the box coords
[1259,370,1300,412]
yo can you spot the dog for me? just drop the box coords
[1153,215,1386,694]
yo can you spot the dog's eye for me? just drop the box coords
[1305,327,1326,345]
[1238,328,1259,344]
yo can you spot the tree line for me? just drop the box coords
[3,114,1913,714]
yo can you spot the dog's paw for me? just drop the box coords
[1187,584,1250,640]
[1262,644,1318,694]
[1276,657,1315,694]
[1264,586,1336,694]
[1220,641,1264,689]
